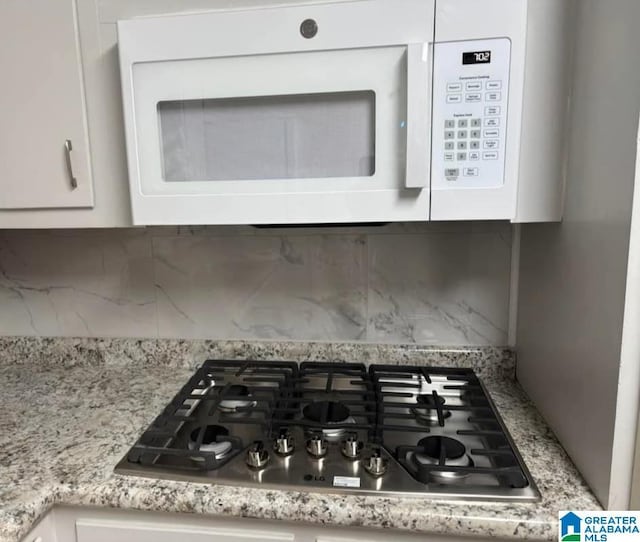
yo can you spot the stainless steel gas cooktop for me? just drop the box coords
[116,360,539,501]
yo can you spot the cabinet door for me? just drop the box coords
[75,519,294,542]
[0,0,94,209]
[23,512,57,542]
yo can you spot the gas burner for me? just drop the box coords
[218,384,257,413]
[411,393,451,425]
[188,425,234,460]
[412,436,473,482]
[303,400,350,422]
[302,400,355,440]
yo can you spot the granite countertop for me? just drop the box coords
[0,338,601,542]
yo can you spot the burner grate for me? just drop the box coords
[270,362,378,440]
[369,364,532,490]
[126,359,297,470]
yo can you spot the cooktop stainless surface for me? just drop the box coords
[116,361,539,501]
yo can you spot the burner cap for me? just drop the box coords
[412,394,451,424]
[303,401,355,440]
[411,436,472,482]
[188,425,233,459]
[303,401,350,423]
[218,384,256,412]
[227,384,249,396]
[417,435,465,460]
[416,394,446,408]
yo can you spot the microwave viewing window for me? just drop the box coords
[157,91,376,182]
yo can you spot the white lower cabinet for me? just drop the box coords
[23,506,504,542]
[75,518,294,542]
[21,512,57,542]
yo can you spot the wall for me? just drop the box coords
[0,222,511,344]
[516,0,640,508]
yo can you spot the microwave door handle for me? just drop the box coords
[405,42,432,189]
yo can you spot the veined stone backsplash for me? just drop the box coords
[0,223,512,345]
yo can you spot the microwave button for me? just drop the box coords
[445,168,460,178]
[465,81,482,91]
[484,117,499,127]
[447,94,462,104]
[444,152,455,161]
[469,140,480,150]
[485,91,502,102]
[469,151,480,161]
[457,141,467,150]
[485,106,501,116]
[486,80,502,90]
[456,152,467,161]
[465,93,482,103]
[457,119,468,128]
[457,130,468,139]
[446,82,463,92]
[445,119,456,129]
[484,128,500,138]
[483,151,499,160]
[483,139,499,150]
[444,130,455,140]
[444,141,455,150]
[470,118,482,128]
[470,130,481,139]
[464,167,479,177]
[300,18,318,39]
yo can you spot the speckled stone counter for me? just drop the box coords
[0,338,601,542]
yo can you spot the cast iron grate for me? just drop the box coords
[369,364,529,488]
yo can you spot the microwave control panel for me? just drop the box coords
[431,38,511,190]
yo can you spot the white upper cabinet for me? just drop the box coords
[0,0,94,209]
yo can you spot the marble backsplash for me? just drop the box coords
[0,222,512,345]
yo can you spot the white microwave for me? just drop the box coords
[117,0,573,225]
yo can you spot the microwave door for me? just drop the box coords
[127,46,431,225]
[157,91,376,183]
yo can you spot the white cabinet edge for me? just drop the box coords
[611,114,640,509]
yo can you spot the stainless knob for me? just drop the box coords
[274,430,295,456]
[341,434,363,459]
[246,440,269,469]
[364,447,388,477]
[306,435,328,458]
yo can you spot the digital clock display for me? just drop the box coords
[462,51,491,65]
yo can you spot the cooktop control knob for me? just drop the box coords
[341,434,364,459]
[364,447,388,477]
[305,435,328,458]
[274,429,295,456]
[246,440,269,469]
